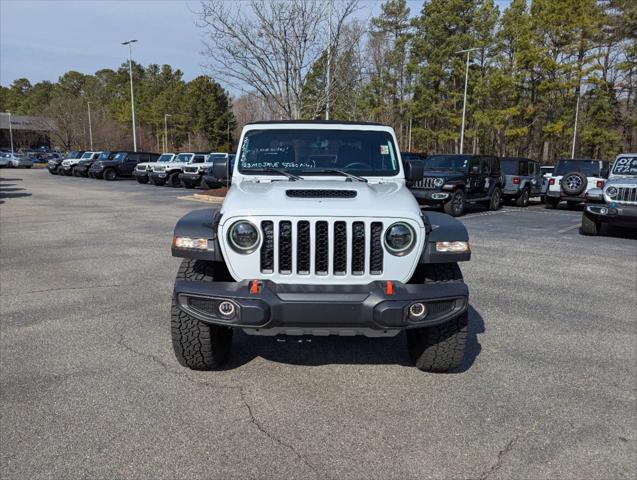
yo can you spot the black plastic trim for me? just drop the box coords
[171,208,224,261]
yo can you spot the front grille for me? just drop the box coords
[259,219,385,276]
[410,177,438,189]
[426,300,455,317]
[136,165,147,171]
[615,186,637,204]
[184,166,199,173]
[286,189,357,198]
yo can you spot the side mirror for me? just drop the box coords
[211,158,229,182]
[404,159,424,182]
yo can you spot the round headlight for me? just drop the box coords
[606,186,618,198]
[228,221,260,253]
[434,177,444,187]
[384,222,416,256]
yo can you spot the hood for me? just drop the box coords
[221,179,421,221]
[607,176,637,187]
[422,170,465,179]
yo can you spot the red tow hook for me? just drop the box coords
[385,281,394,296]
[249,280,262,294]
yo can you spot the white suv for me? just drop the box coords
[168,121,474,373]
[545,158,610,209]
[134,153,175,184]
[60,151,101,176]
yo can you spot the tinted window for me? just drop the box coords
[519,160,529,176]
[126,153,140,162]
[470,157,481,173]
[238,129,399,177]
[192,155,206,163]
[554,160,601,176]
[500,159,517,175]
[113,152,127,161]
[425,155,470,170]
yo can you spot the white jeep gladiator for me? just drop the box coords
[149,152,199,187]
[169,121,472,373]
[134,153,175,184]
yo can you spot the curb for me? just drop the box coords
[178,194,224,204]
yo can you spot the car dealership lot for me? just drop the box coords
[1,170,635,479]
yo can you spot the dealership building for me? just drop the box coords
[0,114,56,150]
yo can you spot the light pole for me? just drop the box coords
[122,39,138,151]
[5,112,14,156]
[164,114,171,153]
[571,84,582,159]
[87,102,93,150]
[456,47,481,154]
[325,0,333,120]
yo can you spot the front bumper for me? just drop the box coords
[75,165,90,175]
[133,170,148,178]
[585,203,637,225]
[409,189,451,204]
[48,164,60,173]
[149,171,168,180]
[179,172,202,185]
[174,280,469,337]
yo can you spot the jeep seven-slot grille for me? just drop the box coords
[411,177,437,189]
[259,220,384,276]
[615,186,637,204]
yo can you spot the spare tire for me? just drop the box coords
[560,171,587,195]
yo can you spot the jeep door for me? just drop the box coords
[528,160,542,195]
[467,157,484,198]
[122,153,141,175]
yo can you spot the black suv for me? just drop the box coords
[48,151,83,175]
[76,151,115,177]
[408,154,503,217]
[89,151,160,181]
[201,154,235,189]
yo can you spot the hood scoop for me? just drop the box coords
[286,189,357,199]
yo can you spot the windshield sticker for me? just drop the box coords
[380,145,389,155]
[613,157,637,175]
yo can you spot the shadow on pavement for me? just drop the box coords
[224,305,484,372]
[0,177,31,200]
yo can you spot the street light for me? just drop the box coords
[2,112,15,156]
[87,102,93,150]
[164,114,172,153]
[122,39,138,152]
[455,47,481,154]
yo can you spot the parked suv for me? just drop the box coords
[169,121,472,373]
[75,151,115,177]
[61,151,101,176]
[179,152,227,188]
[501,157,542,207]
[581,154,637,235]
[134,153,174,184]
[90,151,160,180]
[149,152,195,186]
[545,158,609,209]
[48,151,83,174]
[408,154,503,216]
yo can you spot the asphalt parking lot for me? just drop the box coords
[1,169,636,479]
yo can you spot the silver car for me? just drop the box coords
[0,152,33,168]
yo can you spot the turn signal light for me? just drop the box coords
[596,180,605,188]
[513,176,520,184]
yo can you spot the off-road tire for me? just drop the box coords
[167,172,181,187]
[137,177,148,184]
[443,190,465,217]
[515,187,530,207]
[489,187,502,210]
[181,180,196,189]
[72,167,81,177]
[581,212,601,236]
[560,171,587,196]
[171,259,233,370]
[104,168,117,181]
[545,197,559,209]
[406,263,468,372]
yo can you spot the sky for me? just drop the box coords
[0,0,511,89]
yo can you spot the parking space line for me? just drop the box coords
[557,223,581,234]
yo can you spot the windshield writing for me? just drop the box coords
[612,157,637,175]
[238,129,399,177]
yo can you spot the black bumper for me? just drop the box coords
[585,203,637,225]
[174,279,469,336]
[133,170,148,178]
[201,175,223,189]
[149,171,168,180]
[547,191,586,202]
[75,165,90,175]
[409,188,451,204]
[179,172,202,185]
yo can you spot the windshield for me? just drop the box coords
[80,152,93,159]
[238,129,399,177]
[425,155,469,171]
[157,154,173,162]
[175,153,194,163]
[68,151,80,159]
[113,152,127,161]
[612,156,637,175]
[500,159,518,175]
[98,152,111,160]
[554,160,601,176]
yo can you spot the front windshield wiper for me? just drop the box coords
[244,168,302,181]
[299,169,368,183]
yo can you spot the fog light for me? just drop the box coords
[409,302,427,320]
[218,301,236,318]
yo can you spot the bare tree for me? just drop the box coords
[198,0,358,120]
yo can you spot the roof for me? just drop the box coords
[245,120,385,126]
[0,114,56,131]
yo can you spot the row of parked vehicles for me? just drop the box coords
[47,150,234,190]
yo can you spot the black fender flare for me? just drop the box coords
[171,208,224,262]
[419,211,471,263]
